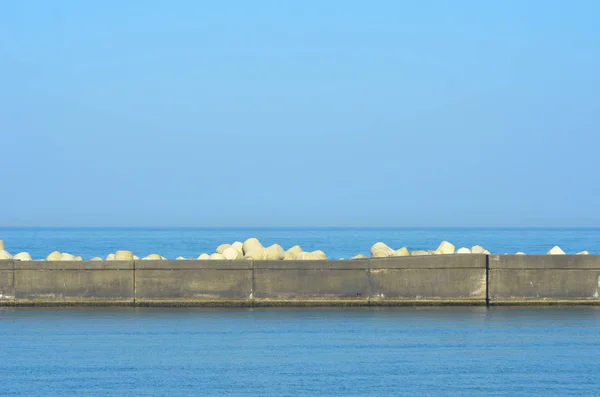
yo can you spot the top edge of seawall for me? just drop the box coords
[2,254,600,270]
[488,254,600,269]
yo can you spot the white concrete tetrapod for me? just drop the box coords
[61,253,75,261]
[296,252,317,260]
[106,253,116,261]
[0,249,12,260]
[456,247,471,254]
[370,242,394,257]
[223,247,243,260]
[197,253,210,260]
[515,252,526,255]
[283,251,296,260]
[46,251,61,261]
[311,250,327,260]
[436,241,456,255]
[115,250,134,261]
[14,252,32,261]
[392,247,411,257]
[75,256,83,261]
[351,254,368,259]
[133,255,140,260]
[216,244,232,254]
[411,250,433,256]
[231,241,244,253]
[576,251,590,255]
[143,254,162,260]
[90,257,103,261]
[471,245,488,254]
[0,240,4,251]
[244,248,267,260]
[286,245,303,258]
[243,238,263,255]
[547,246,565,255]
[209,253,226,260]
[176,256,186,260]
[265,244,285,260]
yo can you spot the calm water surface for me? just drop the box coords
[0,307,599,396]
[1,227,599,259]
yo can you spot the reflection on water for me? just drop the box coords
[1,307,599,396]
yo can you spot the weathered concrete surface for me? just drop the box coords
[253,260,370,305]
[0,260,14,302]
[368,255,487,305]
[134,260,253,305]
[3,255,600,306]
[489,255,600,305]
[13,260,134,305]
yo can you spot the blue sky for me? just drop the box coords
[1,1,598,227]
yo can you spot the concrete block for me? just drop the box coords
[436,241,456,254]
[411,250,433,256]
[471,245,489,254]
[489,255,600,303]
[216,244,231,254]
[371,242,394,257]
[253,260,369,304]
[392,247,411,257]
[135,260,253,304]
[13,252,31,261]
[243,238,263,254]
[115,250,134,260]
[368,255,486,304]
[46,251,62,261]
[14,260,134,304]
[547,246,566,255]
[369,254,486,269]
[231,241,243,253]
[0,260,14,302]
[222,247,243,260]
[285,245,303,258]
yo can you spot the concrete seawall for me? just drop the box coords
[0,255,599,306]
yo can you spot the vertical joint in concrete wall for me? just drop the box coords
[485,254,490,307]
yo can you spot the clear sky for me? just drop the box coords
[1,0,598,227]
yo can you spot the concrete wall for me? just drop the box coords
[7,260,134,305]
[253,260,370,305]
[368,255,486,305]
[0,260,14,302]
[1,255,600,306]
[489,255,600,305]
[135,260,253,306]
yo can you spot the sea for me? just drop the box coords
[0,227,599,259]
[1,228,599,396]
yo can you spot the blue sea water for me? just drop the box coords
[0,227,599,259]
[0,307,599,396]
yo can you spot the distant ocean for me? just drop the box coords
[0,227,598,259]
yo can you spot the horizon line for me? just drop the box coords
[2,226,600,229]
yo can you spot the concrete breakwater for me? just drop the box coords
[1,254,600,306]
